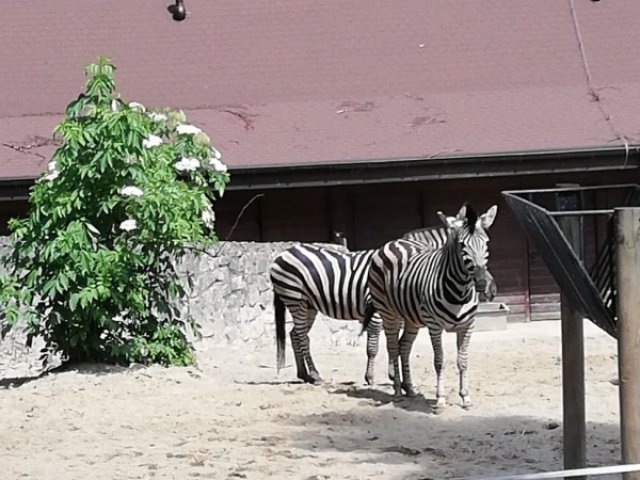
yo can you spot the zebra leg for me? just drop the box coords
[288,306,317,383]
[428,326,447,408]
[456,324,474,408]
[289,323,309,382]
[364,313,382,385]
[399,326,419,397]
[301,309,322,384]
[383,318,403,397]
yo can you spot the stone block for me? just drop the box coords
[247,284,260,306]
[223,310,238,326]
[223,325,239,343]
[230,275,246,292]
[257,275,271,292]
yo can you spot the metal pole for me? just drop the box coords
[616,207,640,480]
[462,463,640,480]
[556,186,587,480]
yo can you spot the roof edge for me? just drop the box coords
[0,144,638,196]
[227,144,640,190]
[230,144,640,171]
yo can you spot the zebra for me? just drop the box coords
[271,228,449,386]
[403,225,449,245]
[364,202,498,409]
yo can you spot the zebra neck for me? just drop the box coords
[442,239,475,302]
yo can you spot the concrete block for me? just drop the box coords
[474,302,509,332]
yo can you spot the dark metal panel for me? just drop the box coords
[502,184,640,338]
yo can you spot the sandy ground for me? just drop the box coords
[0,320,622,480]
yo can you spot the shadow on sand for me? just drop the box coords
[0,362,140,389]
[280,383,621,480]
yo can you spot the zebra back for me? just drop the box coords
[402,225,449,249]
[270,244,376,320]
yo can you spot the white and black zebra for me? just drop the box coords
[365,203,498,409]
[271,228,449,386]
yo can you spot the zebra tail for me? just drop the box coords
[274,293,286,372]
[360,302,375,336]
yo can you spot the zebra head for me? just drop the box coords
[437,203,498,302]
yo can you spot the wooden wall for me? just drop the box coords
[1,169,635,323]
[213,170,634,323]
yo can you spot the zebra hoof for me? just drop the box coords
[433,398,447,413]
[402,384,418,398]
[461,397,473,410]
[308,373,323,385]
[364,374,374,386]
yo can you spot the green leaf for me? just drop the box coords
[2,55,228,368]
[69,293,80,312]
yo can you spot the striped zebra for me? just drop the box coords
[403,225,449,245]
[365,203,498,409]
[271,230,448,385]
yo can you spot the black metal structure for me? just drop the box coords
[502,184,640,339]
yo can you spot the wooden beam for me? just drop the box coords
[556,185,587,480]
[616,207,640,480]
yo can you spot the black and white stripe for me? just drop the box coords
[271,227,450,385]
[403,225,450,245]
[365,203,498,408]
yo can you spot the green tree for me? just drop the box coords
[0,56,229,367]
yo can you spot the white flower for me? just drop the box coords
[174,157,200,172]
[44,170,59,181]
[120,186,144,197]
[211,147,222,160]
[128,101,146,112]
[202,204,215,228]
[148,111,168,122]
[209,157,228,173]
[119,219,138,232]
[111,99,119,112]
[47,161,57,172]
[143,134,163,148]
[217,186,225,198]
[176,123,202,135]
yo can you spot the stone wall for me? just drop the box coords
[180,241,362,348]
[0,238,365,377]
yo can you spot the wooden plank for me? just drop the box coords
[616,207,640,480]
[507,313,526,323]
[531,312,562,322]
[556,188,587,480]
[504,304,526,315]
[530,293,561,304]
[495,294,527,304]
[531,303,562,313]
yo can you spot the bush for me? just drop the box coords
[0,56,230,367]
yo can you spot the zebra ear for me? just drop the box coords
[437,211,450,226]
[479,205,498,230]
[438,211,464,229]
[456,204,467,221]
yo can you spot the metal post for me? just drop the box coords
[556,186,586,480]
[615,207,640,480]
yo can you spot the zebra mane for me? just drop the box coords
[403,224,444,237]
[461,202,478,235]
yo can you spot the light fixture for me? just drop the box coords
[168,0,188,22]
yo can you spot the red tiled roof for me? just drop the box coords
[1,0,639,180]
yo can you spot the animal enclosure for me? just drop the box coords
[0,320,621,479]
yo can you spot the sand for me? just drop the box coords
[0,320,622,480]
